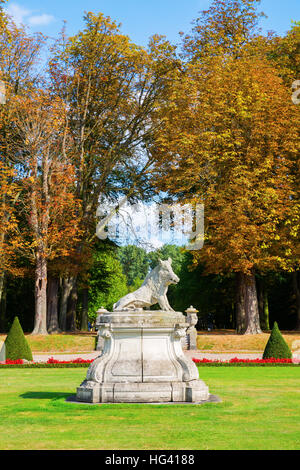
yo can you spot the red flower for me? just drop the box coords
[4,359,24,364]
[192,357,293,364]
[46,357,93,364]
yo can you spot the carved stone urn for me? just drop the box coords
[76,309,210,403]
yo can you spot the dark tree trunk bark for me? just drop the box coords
[0,271,6,332]
[59,277,74,331]
[257,278,270,331]
[262,290,269,331]
[32,253,48,335]
[67,277,78,332]
[236,272,247,334]
[258,279,264,318]
[236,271,262,335]
[244,270,262,335]
[292,271,300,331]
[80,288,89,331]
[47,277,60,334]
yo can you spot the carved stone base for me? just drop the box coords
[76,310,210,404]
[76,380,209,404]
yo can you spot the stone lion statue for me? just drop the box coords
[113,258,179,311]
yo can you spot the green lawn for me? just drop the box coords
[0,333,96,353]
[0,367,299,450]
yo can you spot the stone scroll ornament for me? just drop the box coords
[113,257,179,312]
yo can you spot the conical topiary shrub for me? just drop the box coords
[263,322,292,359]
[4,317,33,361]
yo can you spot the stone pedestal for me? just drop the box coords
[76,310,210,403]
[95,307,108,351]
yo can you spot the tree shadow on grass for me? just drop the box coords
[20,392,70,400]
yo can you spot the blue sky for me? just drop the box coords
[3,0,300,47]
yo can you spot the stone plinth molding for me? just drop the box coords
[76,310,209,403]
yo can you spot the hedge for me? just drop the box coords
[263,322,292,359]
[4,317,33,361]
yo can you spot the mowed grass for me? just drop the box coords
[0,367,299,450]
[197,330,300,352]
[0,333,96,353]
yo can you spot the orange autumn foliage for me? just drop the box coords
[10,91,82,265]
[0,161,23,276]
[152,55,299,276]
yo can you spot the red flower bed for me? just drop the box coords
[192,357,293,364]
[1,359,24,364]
[0,357,94,365]
[229,357,292,363]
[0,357,296,367]
[46,357,94,364]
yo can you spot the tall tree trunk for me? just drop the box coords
[32,253,48,335]
[47,276,60,334]
[262,289,270,331]
[67,277,78,332]
[236,271,262,335]
[80,288,89,331]
[0,271,6,332]
[244,270,262,335]
[292,271,300,331]
[236,272,247,334]
[59,277,74,331]
[0,227,7,332]
[257,278,270,331]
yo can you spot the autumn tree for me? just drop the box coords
[9,91,81,335]
[0,4,43,330]
[267,22,300,329]
[182,0,265,60]
[268,21,300,87]
[0,162,21,329]
[151,0,299,334]
[47,13,178,328]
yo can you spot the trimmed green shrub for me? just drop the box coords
[4,317,33,361]
[263,322,292,359]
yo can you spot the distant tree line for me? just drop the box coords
[3,242,299,332]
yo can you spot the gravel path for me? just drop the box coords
[33,352,100,362]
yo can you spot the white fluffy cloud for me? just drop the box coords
[5,3,55,27]
[28,14,55,26]
[4,3,30,25]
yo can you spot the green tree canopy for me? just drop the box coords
[87,241,128,320]
[117,245,150,286]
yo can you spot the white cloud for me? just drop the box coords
[4,3,30,26]
[5,2,55,27]
[28,14,55,26]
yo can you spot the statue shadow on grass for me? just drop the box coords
[20,392,70,400]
